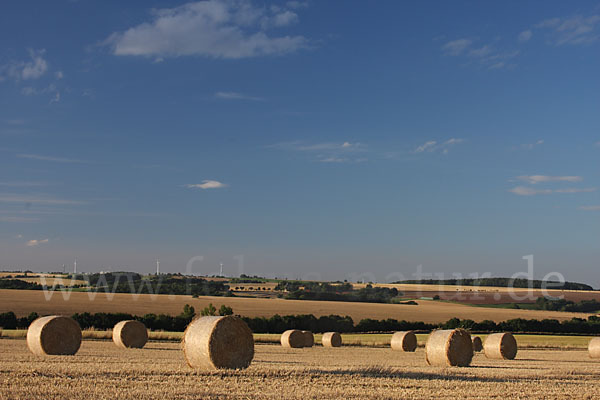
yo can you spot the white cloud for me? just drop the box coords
[414,138,464,154]
[17,153,82,163]
[535,14,600,45]
[50,91,61,104]
[468,45,492,58]
[318,157,346,163]
[272,141,365,152]
[104,0,308,59]
[579,205,600,211]
[414,140,437,153]
[270,141,366,163]
[518,30,533,42]
[186,180,227,189]
[16,234,23,238]
[442,38,519,69]
[516,175,583,184]
[271,10,298,27]
[55,71,64,79]
[20,49,48,80]
[1,49,48,82]
[215,91,264,101]
[26,238,49,247]
[509,186,596,196]
[0,194,84,205]
[509,186,552,196]
[442,39,472,55]
[521,139,544,150]
[595,141,600,147]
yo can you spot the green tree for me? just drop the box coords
[200,303,217,316]
[219,305,233,316]
[181,304,195,319]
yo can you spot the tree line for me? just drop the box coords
[3,307,600,335]
[275,281,402,303]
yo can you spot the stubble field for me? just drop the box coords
[1,338,600,399]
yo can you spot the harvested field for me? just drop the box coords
[1,338,600,399]
[0,289,591,324]
[355,283,600,304]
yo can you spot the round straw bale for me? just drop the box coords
[301,330,314,347]
[281,329,304,348]
[27,315,82,356]
[484,332,517,360]
[113,320,148,349]
[182,316,254,370]
[391,331,417,352]
[589,337,600,359]
[322,332,342,347]
[425,329,473,367]
[472,336,483,352]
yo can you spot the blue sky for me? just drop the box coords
[1,1,599,284]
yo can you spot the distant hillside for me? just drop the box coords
[395,278,594,291]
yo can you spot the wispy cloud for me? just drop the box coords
[0,49,47,81]
[509,186,596,196]
[270,141,367,163]
[17,153,83,163]
[215,91,264,101]
[534,14,600,45]
[413,138,464,154]
[442,39,472,55]
[26,238,49,247]
[272,141,365,152]
[579,205,600,211]
[521,139,544,150]
[518,30,533,42]
[0,194,85,205]
[442,38,518,69]
[186,180,227,189]
[516,175,583,185]
[414,140,437,153]
[104,0,308,59]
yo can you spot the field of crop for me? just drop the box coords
[0,289,592,323]
[1,337,599,399]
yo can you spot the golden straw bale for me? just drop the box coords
[182,316,254,370]
[589,337,600,359]
[301,330,314,347]
[425,329,473,367]
[322,332,342,347]
[391,331,417,352]
[281,329,304,348]
[113,320,148,349]
[27,316,82,356]
[484,332,518,360]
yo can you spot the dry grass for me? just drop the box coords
[1,338,600,399]
[0,289,591,324]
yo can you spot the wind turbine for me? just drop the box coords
[156,259,160,275]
